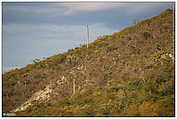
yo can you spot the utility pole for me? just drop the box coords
[86,24,89,48]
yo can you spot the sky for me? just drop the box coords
[2,2,174,73]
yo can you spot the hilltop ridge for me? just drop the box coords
[3,9,175,116]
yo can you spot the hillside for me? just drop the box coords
[3,9,175,116]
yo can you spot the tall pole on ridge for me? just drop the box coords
[86,24,89,48]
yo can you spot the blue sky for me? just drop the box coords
[2,2,174,73]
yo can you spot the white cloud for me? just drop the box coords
[60,3,115,11]
[58,2,174,15]
[3,66,22,73]
[59,3,125,15]
[3,2,173,17]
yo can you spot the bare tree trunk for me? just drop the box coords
[73,79,76,95]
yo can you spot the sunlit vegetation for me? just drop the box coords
[3,9,174,116]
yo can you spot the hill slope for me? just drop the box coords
[3,9,175,116]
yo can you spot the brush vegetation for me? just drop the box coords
[3,9,175,116]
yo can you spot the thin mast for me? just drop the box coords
[86,25,89,48]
